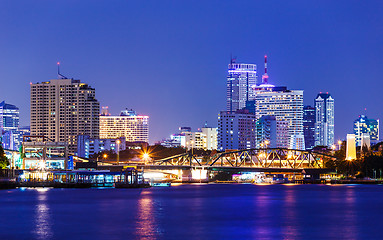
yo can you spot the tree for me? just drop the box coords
[0,145,9,169]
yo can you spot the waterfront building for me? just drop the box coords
[77,135,126,158]
[0,101,19,132]
[159,138,182,148]
[353,115,379,146]
[100,109,149,143]
[289,134,305,150]
[303,105,315,150]
[346,134,356,160]
[226,60,257,112]
[160,125,217,150]
[201,126,218,150]
[30,74,100,154]
[314,93,335,147]
[255,115,277,148]
[252,87,304,148]
[218,110,256,151]
[185,131,205,150]
[22,136,68,169]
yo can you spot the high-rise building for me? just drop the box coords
[314,93,334,147]
[30,77,100,154]
[218,110,256,151]
[252,87,304,149]
[0,101,21,150]
[303,105,316,150]
[100,109,149,143]
[255,115,277,148]
[353,115,379,146]
[226,60,257,112]
[0,101,19,132]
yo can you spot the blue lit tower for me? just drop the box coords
[0,101,19,132]
[303,105,315,149]
[314,93,335,147]
[226,58,257,112]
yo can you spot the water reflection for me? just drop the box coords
[33,188,53,239]
[253,192,272,239]
[136,191,157,240]
[282,188,298,239]
[343,186,357,240]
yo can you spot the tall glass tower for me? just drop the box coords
[226,61,257,112]
[314,93,335,147]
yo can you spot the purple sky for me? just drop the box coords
[0,0,382,144]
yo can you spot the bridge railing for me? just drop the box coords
[152,148,334,169]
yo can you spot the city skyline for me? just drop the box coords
[0,1,382,143]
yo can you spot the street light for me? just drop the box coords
[264,140,269,149]
[116,139,121,165]
[103,154,108,159]
[338,140,342,151]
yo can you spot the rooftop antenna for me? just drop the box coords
[57,62,68,79]
[262,55,269,84]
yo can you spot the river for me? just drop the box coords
[0,184,382,239]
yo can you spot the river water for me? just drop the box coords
[0,184,382,239]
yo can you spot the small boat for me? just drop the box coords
[151,182,171,187]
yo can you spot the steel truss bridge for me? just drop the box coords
[143,148,336,172]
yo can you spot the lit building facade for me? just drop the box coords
[0,101,19,132]
[353,115,379,146]
[77,135,126,158]
[252,87,304,149]
[314,93,334,147]
[218,110,256,151]
[227,62,257,112]
[303,105,316,150]
[346,134,356,160]
[30,78,100,154]
[100,109,149,143]
[0,101,21,150]
[201,127,218,150]
[255,115,277,148]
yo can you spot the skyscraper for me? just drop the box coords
[314,93,334,147]
[226,60,257,112]
[303,105,315,149]
[353,115,379,146]
[218,109,256,151]
[30,75,100,154]
[252,87,304,149]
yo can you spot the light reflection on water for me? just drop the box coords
[136,191,157,240]
[282,188,298,240]
[33,188,53,240]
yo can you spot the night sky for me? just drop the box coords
[0,0,382,144]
